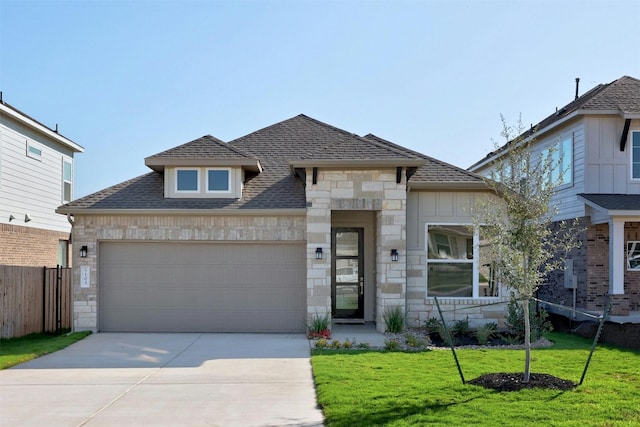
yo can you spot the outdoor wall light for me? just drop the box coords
[80,245,88,258]
[390,249,399,262]
[315,247,323,260]
[24,213,32,223]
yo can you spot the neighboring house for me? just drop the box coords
[0,98,84,267]
[57,114,508,333]
[469,75,640,321]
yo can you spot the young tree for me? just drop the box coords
[472,115,582,383]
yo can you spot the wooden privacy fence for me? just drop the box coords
[0,265,72,338]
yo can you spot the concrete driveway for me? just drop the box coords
[0,333,324,427]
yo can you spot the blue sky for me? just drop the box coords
[1,0,639,198]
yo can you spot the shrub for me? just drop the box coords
[382,306,405,334]
[424,317,443,334]
[475,322,497,345]
[452,317,471,337]
[403,332,430,349]
[384,338,401,350]
[505,293,552,343]
[305,313,331,339]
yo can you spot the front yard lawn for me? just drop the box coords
[312,332,640,426]
[0,331,91,369]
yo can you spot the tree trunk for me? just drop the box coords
[523,298,531,383]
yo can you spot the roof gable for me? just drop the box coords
[144,135,262,172]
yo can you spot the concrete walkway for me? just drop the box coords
[0,333,324,427]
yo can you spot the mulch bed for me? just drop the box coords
[468,373,577,392]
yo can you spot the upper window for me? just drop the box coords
[631,132,640,179]
[62,160,73,203]
[176,169,199,192]
[206,168,230,192]
[544,135,573,186]
[426,224,497,298]
[26,141,42,160]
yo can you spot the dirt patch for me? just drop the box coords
[468,372,577,392]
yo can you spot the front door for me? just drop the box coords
[332,228,364,319]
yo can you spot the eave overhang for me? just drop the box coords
[289,159,426,168]
[144,158,263,173]
[578,195,640,218]
[0,102,84,153]
[56,207,306,216]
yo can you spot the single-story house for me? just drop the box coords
[57,114,508,333]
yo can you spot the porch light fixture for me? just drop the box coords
[80,245,88,258]
[390,249,399,262]
[315,247,323,260]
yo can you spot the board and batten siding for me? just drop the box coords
[406,190,491,251]
[584,116,640,195]
[0,114,74,233]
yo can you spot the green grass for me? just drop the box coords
[312,332,640,426]
[0,331,91,369]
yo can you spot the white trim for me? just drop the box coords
[175,168,200,193]
[0,103,84,153]
[426,223,479,299]
[62,158,73,203]
[205,167,231,194]
[629,130,640,181]
[26,139,42,160]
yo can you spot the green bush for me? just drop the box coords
[474,322,497,345]
[382,306,405,333]
[452,317,471,337]
[505,293,552,343]
[424,317,443,334]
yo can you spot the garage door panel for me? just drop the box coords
[100,242,306,332]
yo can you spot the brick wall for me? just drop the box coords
[0,223,70,267]
[624,222,640,311]
[538,218,588,313]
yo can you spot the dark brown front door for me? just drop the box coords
[332,228,364,319]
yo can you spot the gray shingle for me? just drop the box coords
[59,114,483,212]
[579,193,640,211]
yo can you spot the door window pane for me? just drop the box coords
[336,285,358,310]
[336,232,359,256]
[336,259,358,283]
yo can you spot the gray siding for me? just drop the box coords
[0,114,74,233]
[584,116,640,195]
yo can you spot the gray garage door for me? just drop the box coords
[99,242,306,333]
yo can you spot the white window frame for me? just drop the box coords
[26,140,42,160]
[175,168,200,193]
[426,223,497,299]
[627,241,640,271]
[205,167,231,194]
[62,159,73,203]
[542,134,573,188]
[630,131,640,180]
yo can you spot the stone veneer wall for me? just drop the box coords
[0,223,70,267]
[71,214,306,331]
[304,168,407,332]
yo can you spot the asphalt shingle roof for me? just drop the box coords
[579,193,640,211]
[471,76,640,169]
[59,114,484,212]
[363,134,484,184]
